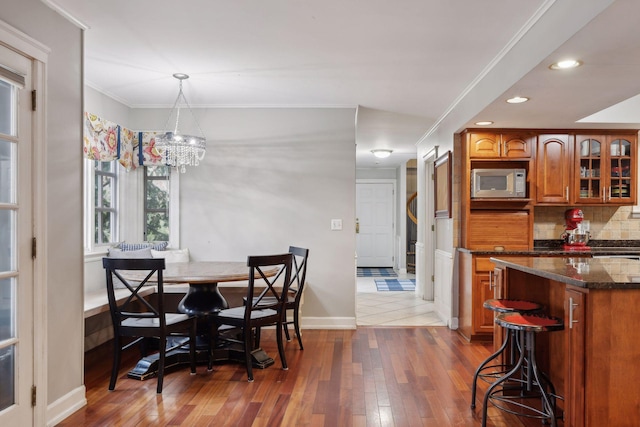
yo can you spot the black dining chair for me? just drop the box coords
[212,253,293,382]
[252,246,309,350]
[102,257,197,394]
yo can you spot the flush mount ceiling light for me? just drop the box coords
[506,96,529,104]
[371,149,393,158]
[549,59,583,70]
[475,121,494,126]
[155,73,207,173]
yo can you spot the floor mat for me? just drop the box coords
[374,278,416,291]
[357,267,397,277]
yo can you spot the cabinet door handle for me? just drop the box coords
[569,297,579,329]
[608,186,612,201]
[565,186,569,201]
[489,271,493,290]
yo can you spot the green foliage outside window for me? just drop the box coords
[94,161,116,244]
[144,166,170,241]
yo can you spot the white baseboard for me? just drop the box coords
[47,385,86,426]
[302,317,356,329]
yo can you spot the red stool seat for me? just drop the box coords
[483,299,544,313]
[496,312,564,333]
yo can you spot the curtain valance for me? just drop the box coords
[83,112,166,170]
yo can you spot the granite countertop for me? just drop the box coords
[458,240,640,256]
[489,256,640,289]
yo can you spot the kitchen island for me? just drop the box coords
[489,256,640,427]
[457,243,640,342]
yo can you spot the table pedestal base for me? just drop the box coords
[127,336,275,380]
[249,348,275,369]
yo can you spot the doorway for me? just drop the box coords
[355,177,444,327]
[0,44,35,426]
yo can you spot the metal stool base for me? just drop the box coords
[482,327,563,427]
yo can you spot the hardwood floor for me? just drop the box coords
[60,328,541,426]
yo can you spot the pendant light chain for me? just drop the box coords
[155,74,207,173]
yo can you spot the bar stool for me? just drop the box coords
[481,312,564,427]
[470,299,544,409]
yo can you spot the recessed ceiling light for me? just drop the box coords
[475,121,494,126]
[549,59,582,70]
[371,149,393,158]
[506,96,529,104]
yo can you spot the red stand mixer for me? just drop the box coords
[561,208,591,251]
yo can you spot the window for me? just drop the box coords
[94,161,118,245]
[144,166,170,241]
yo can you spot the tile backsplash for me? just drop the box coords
[534,206,640,240]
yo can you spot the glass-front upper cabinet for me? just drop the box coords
[574,134,636,204]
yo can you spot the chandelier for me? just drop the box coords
[155,73,206,173]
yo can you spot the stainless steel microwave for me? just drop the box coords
[471,168,526,198]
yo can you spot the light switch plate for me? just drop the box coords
[331,219,343,230]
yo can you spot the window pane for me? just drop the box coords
[146,180,168,210]
[94,173,99,207]
[0,139,15,204]
[145,212,169,241]
[0,81,15,136]
[147,165,169,177]
[94,212,98,244]
[93,160,117,245]
[101,176,113,208]
[0,345,15,411]
[0,277,15,341]
[100,212,112,243]
[144,166,170,241]
[0,210,15,272]
[99,161,113,172]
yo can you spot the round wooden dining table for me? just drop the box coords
[155,261,279,316]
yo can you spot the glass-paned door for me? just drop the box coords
[0,44,34,426]
[608,138,633,202]
[576,137,602,203]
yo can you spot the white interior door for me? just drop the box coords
[356,182,394,267]
[0,44,34,426]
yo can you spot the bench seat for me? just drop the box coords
[83,283,192,319]
[84,287,155,319]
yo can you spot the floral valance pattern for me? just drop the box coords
[83,112,165,170]
[83,112,120,162]
[137,131,165,166]
[119,127,137,171]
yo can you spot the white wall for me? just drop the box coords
[131,107,357,326]
[356,167,396,180]
[1,0,85,422]
[84,86,131,128]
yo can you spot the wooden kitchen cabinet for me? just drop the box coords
[564,287,585,427]
[458,252,499,341]
[536,134,572,204]
[463,128,638,207]
[574,133,637,205]
[473,257,496,335]
[466,210,531,250]
[491,265,506,351]
[467,131,534,158]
